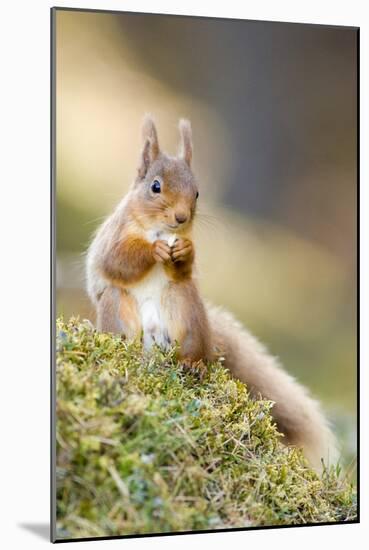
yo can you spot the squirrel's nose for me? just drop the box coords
[175,212,188,225]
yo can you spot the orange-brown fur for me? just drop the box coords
[163,281,212,361]
[119,289,141,339]
[86,115,338,471]
[87,116,209,363]
[101,235,156,287]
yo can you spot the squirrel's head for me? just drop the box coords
[130,115,199,234]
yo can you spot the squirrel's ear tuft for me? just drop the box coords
[138,114,160,178]
[178,118,193,166]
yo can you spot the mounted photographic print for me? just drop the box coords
[51,7,359,543]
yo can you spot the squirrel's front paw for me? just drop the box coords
[152,240,172,264]
[171,238,193,263]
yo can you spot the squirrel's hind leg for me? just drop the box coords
[118,289,141,340]
[96,287,122,334]
[96,287,141,340]
[164,283,212,364]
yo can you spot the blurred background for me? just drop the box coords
[55,10,357,467]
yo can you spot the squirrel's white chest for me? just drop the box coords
[130,263,168,308]
[129,230,173,350]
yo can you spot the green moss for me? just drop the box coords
[56,318,357,540]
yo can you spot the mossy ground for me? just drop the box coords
[56,318,357,540]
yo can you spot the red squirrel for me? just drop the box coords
[86,116,337,471]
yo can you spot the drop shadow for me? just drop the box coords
[18,523,50,541]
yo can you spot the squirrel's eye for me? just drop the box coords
[196,191,199,199]
[151,180,161,193]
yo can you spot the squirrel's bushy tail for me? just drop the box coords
[207,305,338,471]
